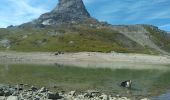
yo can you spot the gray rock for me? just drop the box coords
[47,92,61,99]
[141,98,150,100]
[99,94,108,100]
[0,39,10,47]
[0,89,4,96]
[36,0,94,25]
[77,94,85,99]
[31,86,38,91]
[86,90,100,98]
[22,35,28,39]
[4,90,11,96]
[7,96,18,100]
[68,91,76,97]
[39,87,47,93]
[118,97,130,100]
[109,96,117,100]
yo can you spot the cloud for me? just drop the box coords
[159,24,170,31]
[84,0,170,30]
[0,0,56,27]
[0,0,170,31]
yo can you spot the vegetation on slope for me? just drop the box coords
[0,24,157,54]
[144,25,170,52]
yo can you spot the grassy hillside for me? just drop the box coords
[0,24,160,54]
[144,25,170,52]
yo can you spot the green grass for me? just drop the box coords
[0,24,155,53]
[0,24,160,54]
[144,26,170,52]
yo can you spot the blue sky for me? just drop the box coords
[0,0,170,31]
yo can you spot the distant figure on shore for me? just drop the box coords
[54,51,64,55]
[121,80,132,88]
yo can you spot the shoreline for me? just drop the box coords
[0,51,170,69]
[0,84,150,100]
[0,52,170,70]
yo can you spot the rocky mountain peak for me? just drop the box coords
[37,0,92,25]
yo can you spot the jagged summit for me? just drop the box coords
[36,0,92,25]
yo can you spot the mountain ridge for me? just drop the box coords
[0,0,170,54]
[35,0,95,26]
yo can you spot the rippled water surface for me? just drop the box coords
[0,64,170,99]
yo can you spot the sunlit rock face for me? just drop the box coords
[37,0,92,25]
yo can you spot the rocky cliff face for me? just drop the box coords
[37,0,92,25]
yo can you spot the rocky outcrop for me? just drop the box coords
[36,0,93,25]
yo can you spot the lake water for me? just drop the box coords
[0,64,170,99]
[153,91,170,100]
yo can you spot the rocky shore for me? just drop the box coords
[0,84,150,100]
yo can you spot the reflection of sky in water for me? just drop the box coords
[153,91,170,100]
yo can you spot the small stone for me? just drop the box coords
[34,95,40,100]
[4,90,11,96]
[77,94,84,99]
[99,94,108,100]
[0,90,4,96]
[116,94,120,97]
[12,92,18,96]
[7,96,18,100]
[47,92,61,99]
[24,84,29,87]
[68,91,76,96]
[69,41,74,44]
[119,97,130,100]
[31,86,37,91]
[19,83,24,86]
[109,96,117,100]
[87,90,100,97]
[141,98,150,100]
[39,87,47,93]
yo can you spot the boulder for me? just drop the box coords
[4,90,11,96]
[0,89,4,96]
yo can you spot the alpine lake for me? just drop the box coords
[0,63,170,99]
